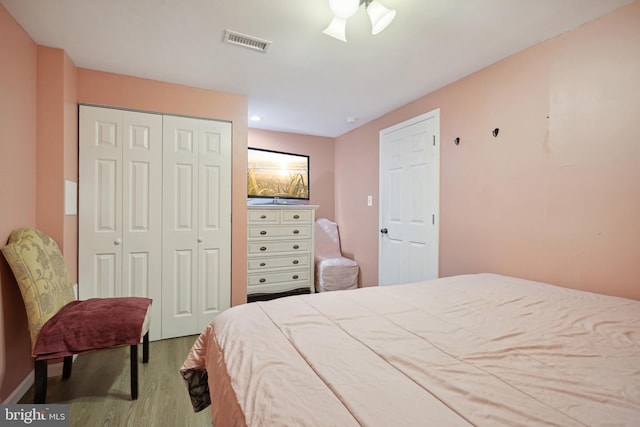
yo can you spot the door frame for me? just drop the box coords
[378,108,440,284]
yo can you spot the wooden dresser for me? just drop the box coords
[247,205,318,298]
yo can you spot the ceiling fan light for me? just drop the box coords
[323,17,348,42]
[366,0,396,34]
[327,0,360,19]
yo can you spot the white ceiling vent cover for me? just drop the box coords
[223,30,272,53]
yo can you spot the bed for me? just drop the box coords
[181,273,640,426]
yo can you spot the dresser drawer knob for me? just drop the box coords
[259,278,266,283]
[260,215,267,219]
[293,229,299,234]
[292,275,299,280]
[260,262,266,267]
[293,214,300,219]
[260,246,267,251]
[260,230,267,235]
[293,245,299,250]
[292,260,299,265]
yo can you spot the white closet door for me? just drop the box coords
[197,119,232,330]
[162,115,231,338]
[162,115,200,338]
[79,106,124,299]
[79,106,163,341]
[121,111,163,340]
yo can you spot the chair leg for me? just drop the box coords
[34,359,47,404]
[130,343,138,400]
[142,331,149,363]
[62,356,73,380]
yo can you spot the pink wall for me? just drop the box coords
[63,53,78,285]
[35,47,78,282]
[76,69,249,307]
[36,48,66,255]
[0,4,38,401]
[336,1,640,300]
[334,124,379,280]
[248,128,335,220]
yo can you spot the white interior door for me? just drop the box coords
[379,109,440,286]
[121,111,163,340]
[79,106,123,298]
[197,119,232,330]
[79,105,163,341]
[162,115,231,338]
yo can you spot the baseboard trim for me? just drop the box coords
[48,360,64,377]
[2,355,77,404]
[3,370,33,404]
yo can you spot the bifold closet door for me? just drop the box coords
[78,105,162,341]
[162,115,232,339]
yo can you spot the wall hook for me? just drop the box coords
[454,137,460,145]
[492,128,500,137]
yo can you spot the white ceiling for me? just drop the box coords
[1,0,632,137]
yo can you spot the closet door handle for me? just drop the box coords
[197,236,203,243]
[114,238,121,246]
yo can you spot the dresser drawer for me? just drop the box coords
[248,254,310,271]
[247,209,279,224]
[281,209,312,224]
[248,225,311,239]
[248,240,311,255]
[248,269,310,286]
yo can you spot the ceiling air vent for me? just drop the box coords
[223,30,271,53]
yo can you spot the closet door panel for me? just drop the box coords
[79,106,162,341]
[122,111,162,338]
[162,115,200,338]
[198,120,232,329]
[79,106,123,300]
[201,248,221,313]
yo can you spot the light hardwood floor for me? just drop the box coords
[19,335,213,427]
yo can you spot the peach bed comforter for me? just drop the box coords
[181,273,640,426]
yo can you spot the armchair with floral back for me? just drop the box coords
[1,227,152,403]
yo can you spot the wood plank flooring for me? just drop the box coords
[19,335,213,427]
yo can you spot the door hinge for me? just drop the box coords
[433,135,436,146]
[432,214,435,225]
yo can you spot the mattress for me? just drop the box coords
[181,273,640,426]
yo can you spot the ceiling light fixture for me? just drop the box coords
[323,0,396,42]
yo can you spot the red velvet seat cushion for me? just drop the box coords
[34,297,152,360]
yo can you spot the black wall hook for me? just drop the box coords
[492,128,500,137]
[454,137,460,145]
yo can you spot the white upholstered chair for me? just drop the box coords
[314,218,359,292]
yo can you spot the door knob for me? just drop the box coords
[114,238,121,245]
[380,228,388,234]
[197,236,203,243]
